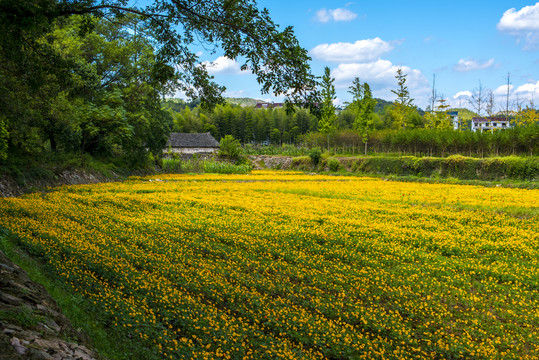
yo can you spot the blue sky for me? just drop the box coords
[192,1,539,111]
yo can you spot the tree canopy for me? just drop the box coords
[0,0,317,161]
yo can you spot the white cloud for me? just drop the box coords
[498,3,539,31]
[224,90,245,98]
[200,56,247,75]
[497,3,539,49]
[454,58,495,72]
[315,8,357,23]
[493,84,514,96]
[310,38,393,63]
[451,82,539,110]
[453,91,472,99]
[515,80,539,94]
[331,59,429,101]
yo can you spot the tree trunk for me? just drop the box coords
[48,129,57,151]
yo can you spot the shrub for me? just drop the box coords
[162,158,183,173]
[309,148,322,165]
[328,158,340,172]
[218,135,244,163]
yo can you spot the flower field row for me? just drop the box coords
[0,171,538,359]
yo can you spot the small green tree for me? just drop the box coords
[317,67,337,150]
[390,68,415,130]
[218,135,244,163]
[348,78,376,155]
[270,128,281,145]
[424,98,452,130]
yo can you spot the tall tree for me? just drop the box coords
[2,0,316,108]
[468,80,488,117]
[348,78,376,155]
[485,90,496,117]
[428,73,437,112]
[0,0,317,160]
[317,66,336,150]
[424,98,452,129]
[390,68,415,130]
[503,73,512,122]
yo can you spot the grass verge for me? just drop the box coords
[0,227,159,360]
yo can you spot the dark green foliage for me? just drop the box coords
[327,158,340,172]
[0,0,317,165]
[308,148,322,165]
[0,116,8,160]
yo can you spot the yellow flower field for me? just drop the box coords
[1,171,538,359]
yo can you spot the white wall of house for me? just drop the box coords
[471,119,512,132]
[166,147,219,154]
[450,113,459,130]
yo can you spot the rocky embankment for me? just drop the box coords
[249,155,296,170]
[0,170,120,198]
[0,251,101,360]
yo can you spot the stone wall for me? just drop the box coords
[0,250,102,359]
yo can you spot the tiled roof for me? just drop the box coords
[166,133,220,148]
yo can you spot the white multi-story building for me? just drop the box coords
[471,117,512,132]
[449,111,459,130]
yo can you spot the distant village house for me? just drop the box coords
[471,117,512,132]
[165,132,220,155]
[254,102,284,109]
[449,111,459,130]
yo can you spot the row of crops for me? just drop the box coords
[0,171,538,359]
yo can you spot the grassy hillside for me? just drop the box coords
[225,97,265,107]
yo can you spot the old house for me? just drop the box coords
[165,132,220,155]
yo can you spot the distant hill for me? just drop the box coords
[165,96,429,114]
[448,108,478,121]
[163,97,264,109]
[374,98,393,114]
[225,97,265,107]
[162,98,201,111]
[372,98,425,115]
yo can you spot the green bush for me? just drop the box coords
[328,158,340,172]
[291,156,311,170]
[162,158,183,173]
[309,148,322,165]
[218,135,244,163]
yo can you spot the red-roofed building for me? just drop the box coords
[254,102,284,109]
